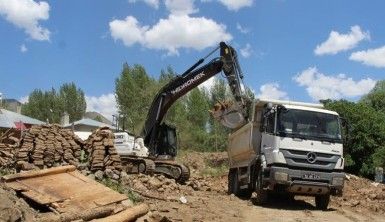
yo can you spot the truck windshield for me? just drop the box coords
[277,109,342,143]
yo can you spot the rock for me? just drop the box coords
[121,199,134,208]
[148,177,163,190]
[87,174,96,180]
[95,170,104,180]
[105,169,114,178]
[111,173,120,180]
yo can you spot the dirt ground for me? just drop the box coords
[136,151,385,222]
[1,151,384,222]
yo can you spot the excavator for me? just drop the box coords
[118,42,249,183]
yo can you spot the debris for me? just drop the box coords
[179,196,187,204]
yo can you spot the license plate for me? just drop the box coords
[302,173,320,180]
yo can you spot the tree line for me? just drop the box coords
[21,83,86,123]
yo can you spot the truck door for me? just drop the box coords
[261,109,277,165]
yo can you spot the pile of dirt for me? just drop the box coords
[15,124,84,170]
[85,127,122,172]
[178,151,228,174]
[332,174,385,214]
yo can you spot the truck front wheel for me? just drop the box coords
[315,194,330,210]
[254,169,268,205]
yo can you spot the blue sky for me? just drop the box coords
[1,0,384,119]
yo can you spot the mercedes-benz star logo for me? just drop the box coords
[306,152,317,163]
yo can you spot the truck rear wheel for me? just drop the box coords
[254,169,268,205]
[315,194,330,210]
[227,169,236,194]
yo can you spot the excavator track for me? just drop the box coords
[120,156,155,175]
[153,160,190,183]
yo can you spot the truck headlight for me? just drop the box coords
[274,172,288,182]
[332,177,344,186]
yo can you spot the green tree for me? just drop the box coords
[323,99,385,177]
[59,82,86,122]
[22,83,86,123]
[360,80,385,113]
[115,63,157,134]
[22,88,63,123]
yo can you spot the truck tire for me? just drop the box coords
[227,169,236,194]
[254,169,268,205]
[315,194,330,210]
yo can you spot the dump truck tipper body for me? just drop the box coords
[227,99,345,209]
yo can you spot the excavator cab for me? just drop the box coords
[156,123,177,157]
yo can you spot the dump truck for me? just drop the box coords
[225,98,345,210]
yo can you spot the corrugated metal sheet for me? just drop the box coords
[0,109,44,128]
[64,118,115,129]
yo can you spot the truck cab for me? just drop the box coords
[227,99,345,209]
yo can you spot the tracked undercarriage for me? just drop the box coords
[120,155,190,183]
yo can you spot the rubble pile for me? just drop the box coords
[333,174,385,214]
[85,127,122,178]
[121,173,183,195]
[15,124,84,169]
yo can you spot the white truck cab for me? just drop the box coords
[227,99,345,210]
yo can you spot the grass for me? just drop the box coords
[201,160,229,177]
[100,178,142,203]
[0,168,13,177]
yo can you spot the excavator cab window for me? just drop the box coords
[157,123,177,157]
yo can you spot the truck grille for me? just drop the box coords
[281,149,340,171]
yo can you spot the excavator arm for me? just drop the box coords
[142,42,247,157]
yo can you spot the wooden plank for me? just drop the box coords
[1,165,76,182]
[4,181,29,191]
[3,166,128,215]
[92,204,149,222]
[21,190,63,205]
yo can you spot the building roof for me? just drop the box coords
[64,118,115,129]
[0,108,44,128]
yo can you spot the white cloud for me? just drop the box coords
[86,93,118,121]
[0,0,50,41]
[257,83,288,100]
[110,16,148,47]
[19,95,29,104]
[20,44,28,53]
[128,0,160,9]
[314,25,370,55]
[349,45,385,68]
[236,22,250,34]
[110,14,232,55]
[240,43,252,58]
[293,67,376,101]
[165,0,197,15]
[217,0,253,11]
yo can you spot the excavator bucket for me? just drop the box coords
[210,101,246,129]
